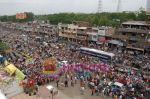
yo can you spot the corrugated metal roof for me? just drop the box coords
[122,21,149,26]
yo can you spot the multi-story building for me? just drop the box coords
[97,27,115,44]
[76,27,88,46]
[58,22,115,47]
[86,27,98,44]
[113,21,150,52]
[58,23,78,42]
[38,24,58,37]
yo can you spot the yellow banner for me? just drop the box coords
[5,64,17,75]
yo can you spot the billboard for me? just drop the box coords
[16,13,27,19]
[43,58,57,74]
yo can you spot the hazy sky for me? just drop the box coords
[0,0,147,15]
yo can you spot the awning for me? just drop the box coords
[108,40,124,46]
[127,46,144,51]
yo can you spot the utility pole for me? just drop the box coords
[97,0,102,13]
[117,0,122,12]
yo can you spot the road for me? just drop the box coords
[9,81,109,99]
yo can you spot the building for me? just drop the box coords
[58,22,115,47]
[72,21,90,27]
[86,27,98,44]
[16,13,27,20]
[38,24,58,36]
[76,27,88,46]
[113,21,150,52]
[58,23,78,42]
[97,27,115,44]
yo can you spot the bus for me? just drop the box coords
[79,47,115,64]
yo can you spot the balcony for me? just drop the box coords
[76,36,86,40]
[111,34,128,40]
[77,31,87,35]
[118,28,150,34]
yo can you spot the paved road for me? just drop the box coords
[10,81,109,99]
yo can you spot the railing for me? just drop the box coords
[118,28,150,34]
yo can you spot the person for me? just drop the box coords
[71,80,74,87]
[56,79,59,88]
[80,86,85,95]
[91,88,94,96]
[75,76,77,84]
[64,80,68,87]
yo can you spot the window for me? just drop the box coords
[122,32,126,35]
[132,33,136,36]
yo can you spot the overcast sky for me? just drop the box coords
[0,0,147,15]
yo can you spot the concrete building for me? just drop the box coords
[72,21,90,27]
[113,21,150,52]
[58,22,115,47]
[38,24,58,36]
[58,23,78,42]
[97,27,115,44]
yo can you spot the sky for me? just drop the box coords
[0,0,147,15]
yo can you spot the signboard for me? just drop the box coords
[43,58,57,74]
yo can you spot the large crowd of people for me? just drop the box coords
[0,26,150,99]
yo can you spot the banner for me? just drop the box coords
[15,69,25,81]
[43,58,57,74]
[4,64,17,75]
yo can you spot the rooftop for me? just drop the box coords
[122,21,150,26]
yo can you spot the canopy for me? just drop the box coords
[4,64,17,75]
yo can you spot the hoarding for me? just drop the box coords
[43,58,57,74]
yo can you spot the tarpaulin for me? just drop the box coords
[15,69,25,81]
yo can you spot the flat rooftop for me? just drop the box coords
[122,21,150,26]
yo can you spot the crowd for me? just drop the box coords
[0,27,150,99]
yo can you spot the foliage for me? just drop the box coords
[0,10,147,27]
[0,42,8,51]
[0,12,34,22]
